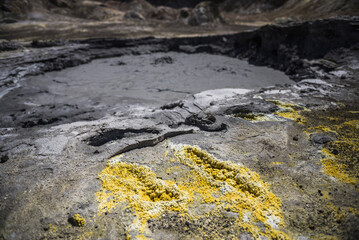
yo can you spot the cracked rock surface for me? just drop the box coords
[0,18,359,240]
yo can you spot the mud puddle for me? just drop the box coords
[0,52,293,128]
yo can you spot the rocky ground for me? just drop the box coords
[1,0,358,41]
[0,16,359,240]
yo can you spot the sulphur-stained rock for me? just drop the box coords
[0,18,358,240]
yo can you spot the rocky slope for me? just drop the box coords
[1,0,358,42]
[1,0,358,24]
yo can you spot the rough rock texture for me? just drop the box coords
[272,0,359,20]
[188,1,223,26]
[147,0,208,9]
[0,18,359,240]
[230,17,359,79]
[221,0,286,13]
[1,0,358,25]
[0,0,32,21]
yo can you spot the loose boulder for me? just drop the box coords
[188,1,223,26]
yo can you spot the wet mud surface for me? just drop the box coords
[0,52,292,128]
[0,17,359,240]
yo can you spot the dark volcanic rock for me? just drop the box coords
[0,155,9,163]
[21,118,61,128]
[310,59,339,71]
[152,56,174,65]
[124,11,145,20]
[224,101,279,115]
[231,17,359,80]
[1,0,358,24]
[160,101,184,110]
[310,133,334,145]
[31,40,67,48]
[149,6,178,20]
[147,0,206,9]
[221,0,286,13]
[0,40,20,52]
[0,0,32,20]
[49,0,72,8]
[188,1,223,26]
[185,113,227,132]
[0,18,18,23]
[87,129,160,146]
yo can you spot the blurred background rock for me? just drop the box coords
[1,0,358,25]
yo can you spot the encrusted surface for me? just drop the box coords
[96,144,288,239]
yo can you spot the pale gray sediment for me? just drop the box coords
[0,52,293,128]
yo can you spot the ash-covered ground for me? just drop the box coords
[0,1,359,239]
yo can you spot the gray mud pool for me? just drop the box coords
[0,52,294,127]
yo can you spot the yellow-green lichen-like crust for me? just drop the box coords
[96,144,289,240]
[71,214,86,227]
[239,100,359,186]
[318,118,359,185]
[268,100,308,124]
[231,100,308,123]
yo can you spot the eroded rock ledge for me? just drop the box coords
[0,18,358,240]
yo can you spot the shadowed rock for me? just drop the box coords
[87,129,161,147]
[185,113,227,131]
